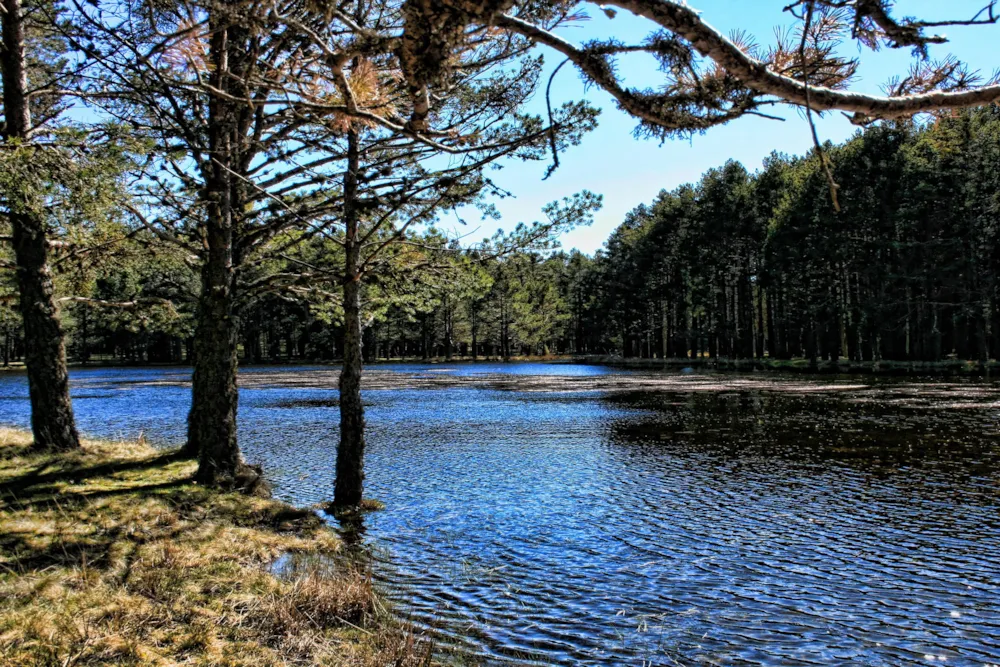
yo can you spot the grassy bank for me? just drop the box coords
[0,429,426,666]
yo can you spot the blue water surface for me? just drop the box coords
[0,363,998,666]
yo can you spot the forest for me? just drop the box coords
[3,1,1000,665]
[15,107,1000,368]
[3,0,997,503]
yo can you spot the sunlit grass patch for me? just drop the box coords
[359,498,386,512]
[0,429,427,666]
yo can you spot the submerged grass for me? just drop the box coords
[0,428,429,666]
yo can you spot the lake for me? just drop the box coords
[0,363,997,665]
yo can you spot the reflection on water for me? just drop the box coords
[0,363,997,665]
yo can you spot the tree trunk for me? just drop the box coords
[661,299,669,359]
[186,170,241,477]
[978,295,991,369]
[186,17,262,494]
[1,0,79,450]
[79,304,90,364]
[336,275,365,507]
[334,129,366,508]
[188,263,242,483]
[444,296,453,361]
[500,292,511,361]
[471,305,479,361]
[421,313,430,360]
[10,221,79,450]
[755,284,766,359]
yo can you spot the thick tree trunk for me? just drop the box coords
[185,17,262,493]
[187,259,243,484]
[186,152,244,480]
[1,0,79,451]
[334,129,366,508]
[11,213,79,450]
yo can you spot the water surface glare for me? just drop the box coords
[0,363,998,665]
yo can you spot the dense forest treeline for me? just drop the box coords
[596,107,1000,365]
[5,107,1000,367]
[0,118,994,367]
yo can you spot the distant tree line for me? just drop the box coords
[0,230,597,365]
[21,107,1000,368]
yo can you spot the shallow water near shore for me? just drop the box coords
[0,362,997,665]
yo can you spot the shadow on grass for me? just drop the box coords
[1,477,191,511]
[0,449,191,498]
[0,467,195,576]
[0,434,431,666]
[0,442,35,462]
[0,457,323,581]
[0,494,227,577]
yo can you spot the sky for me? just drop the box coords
[448,0,1000,255]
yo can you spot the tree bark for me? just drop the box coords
[188,255,243,483]
[334,128,366,508]
[185,16,263,493]
[1,0,79,451]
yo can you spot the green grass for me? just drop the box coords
[0,429,429,666]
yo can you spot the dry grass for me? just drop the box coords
[0,428,430,666]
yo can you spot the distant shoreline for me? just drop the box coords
[0,355,994,377]
[563,355,999,377]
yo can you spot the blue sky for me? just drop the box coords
[451,0,1000,254]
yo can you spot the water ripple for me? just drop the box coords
[0,363,996,665]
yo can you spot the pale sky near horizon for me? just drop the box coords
[448,1,1000,255]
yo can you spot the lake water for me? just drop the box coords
[0,363,998,665]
